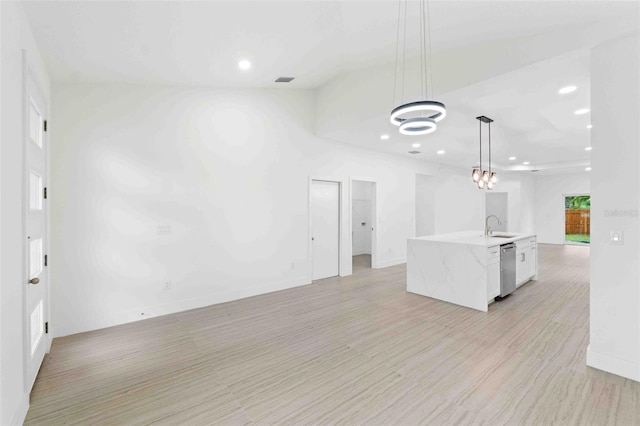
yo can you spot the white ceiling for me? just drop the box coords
[22,0,640,173]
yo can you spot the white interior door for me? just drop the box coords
[25,74,49,391]
[311,180,340,280]
[485,192,508,232]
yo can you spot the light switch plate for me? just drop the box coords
[610,230,624,245]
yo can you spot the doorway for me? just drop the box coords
[351,180,376,272]
[24,71,50,392]
[310,180,340,280]
[564,194,590,245]
[485,192,508,232]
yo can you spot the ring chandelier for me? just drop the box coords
[389,0,446,136]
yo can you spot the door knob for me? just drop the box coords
[29,277,40,285]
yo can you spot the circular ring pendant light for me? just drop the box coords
[390,0,446,136]
[390,101,447,127]
[399,116,437,135]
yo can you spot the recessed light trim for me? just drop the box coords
[509,156,516,161]
[380,134,390,140]
[437,150,445,155]
[238,60,251,70]
[558,85,577,95]
[585,146,592,151]
[574,108,590,115]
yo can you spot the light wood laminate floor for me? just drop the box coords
[26,244,640,425]
[352,254,371,272]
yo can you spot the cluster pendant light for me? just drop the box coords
[389,0,446,136]
[472,116,498,190]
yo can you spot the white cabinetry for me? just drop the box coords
[516,237,537,287]
[528,245,537,278]
[487,247,501,301]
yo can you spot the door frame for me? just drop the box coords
[349,177,378,270]
[308,177,344,282]
[22,56,52,393]
[563,193,591,246]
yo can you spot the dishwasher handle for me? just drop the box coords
[501,243,516,251]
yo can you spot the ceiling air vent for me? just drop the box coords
[275,77,295,83]
[408,151,421,155]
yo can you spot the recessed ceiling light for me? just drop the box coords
[437,150,445,155]
[587,124,593,129]
[585,146,592,151]
[412,143,421,148]
[523,161,530,165]
[574,108,590,115]
[509,156,516,161]
[585,167,592,171]
[380,134,390,140]
[238,60,251,70]
[558,85,577,95]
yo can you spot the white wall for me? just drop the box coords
[415,174,435,236]
[351,181,373,256]
[0,2,50,424]
[51,82,492,337]
[427,172,535,237]
[588,34,640,382]
[485,192,508,232]
[534,173,591,244]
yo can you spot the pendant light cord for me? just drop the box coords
[392,0,402,109]
[420,0,426,101]
[401,0,407,105]
[426,0,434,98]
[391,0,436,107]
[488,121,492,174]
[479,119,482,172]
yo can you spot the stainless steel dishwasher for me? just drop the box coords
[496,243,516,300]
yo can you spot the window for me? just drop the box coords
[565,195,590,244]
[30,301,43,355]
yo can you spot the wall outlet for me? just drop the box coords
[163,280,172,290]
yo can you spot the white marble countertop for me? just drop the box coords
[408,231,537,248]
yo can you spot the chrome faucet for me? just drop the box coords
[485,215,502,236]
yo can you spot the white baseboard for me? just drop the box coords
[55,275,311,337]
[9,392,29,426]
[586,344,640,382]
[375,257,406,269]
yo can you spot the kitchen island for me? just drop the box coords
[407,231,537,312]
